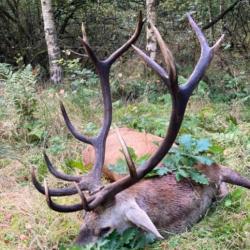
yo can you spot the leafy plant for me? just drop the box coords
[60,58,99,89]
[147,134,216,184]
[64,158,91,174]
[48,136,66,155]
[109,134,217,185]
[209,72,249,103]
[0,63,13,80]
[59,228,156,250]
[2,64,45,143]
[116,103,167,137]
[4,64,38,122]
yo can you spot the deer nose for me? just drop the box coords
[74,227,97,246]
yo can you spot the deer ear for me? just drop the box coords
[125,202,163,239]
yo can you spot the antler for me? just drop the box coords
[31,13,144,212]
[80,14,224,210]
[32,13,224,213]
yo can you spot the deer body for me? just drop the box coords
[31,13,250,247]
[77,132,250,245]
[82,127,162,166]
[76,172,218,244]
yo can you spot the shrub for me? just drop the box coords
[2,63,45,143]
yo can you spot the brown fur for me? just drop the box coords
[76,128,250,245]
[127,174,216,234]
[82,127,163,166]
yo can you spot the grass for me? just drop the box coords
[0,82,250,249]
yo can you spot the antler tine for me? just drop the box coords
[60,101,95,145]
[74,182,90,211]
[149,21,177,85]
[132,45,170,85]
[81,39,99,67]
[105,11,144,66]
[181,14,224,97]
[44,180,84,212]
[86,14,224,210]
[44,152,81,182]
[31,167,85,196]
[80,11,144,69]
[114,126,137,179]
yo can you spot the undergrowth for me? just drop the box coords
[0,62,249,249]
[60,228,155,250]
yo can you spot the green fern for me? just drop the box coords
[0,63,13,81]
[4,64,37,122]
[2,64,44,142]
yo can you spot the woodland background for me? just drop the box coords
[0,0,250,249]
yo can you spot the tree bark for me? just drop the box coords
[208,0,215,42]
[146,0,157,60]
[40,0,63,84]
[219,0,225,32]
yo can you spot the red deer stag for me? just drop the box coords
[31,13,250,246]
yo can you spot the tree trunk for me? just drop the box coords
[219,0,225,32]
[146,0,157,60]
[208,0,215,42]
[40,0,63,84]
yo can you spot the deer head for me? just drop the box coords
[31,13,224,245]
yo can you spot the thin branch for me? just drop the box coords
[202,0,241,30]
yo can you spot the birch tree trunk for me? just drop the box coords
[41,0,63,84]
[146,0,157,60]
[219,0,225,32]
[208,0,215,42]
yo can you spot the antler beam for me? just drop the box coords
[32,13,223,213]
[32,13,144,210]
[84,14,224,210]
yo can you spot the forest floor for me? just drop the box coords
[0,80,250,249]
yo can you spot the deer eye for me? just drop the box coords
[98,227,111,236]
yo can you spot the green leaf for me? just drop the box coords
[121,228,137,244]
[175,172,183,182]
[195,138,211,153]
[136,154,150,165]
[179,155,195,166]
[178,75,187,84]
[226,114,238,125]
[176,169,189,181]
[163,152,181,167]
[209,144,224,154]
[108,159,128,175]
[65,159,85,172]
[178,134,193,149]
[224,199,232,207]
[230,188,244,201]
[194,156,214,165]
[146,165,172,178]
[156,167,171,176]
[127,147,137,161]
[28,124,44,140]
[190,171,209,185]
[145,170,159,178]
